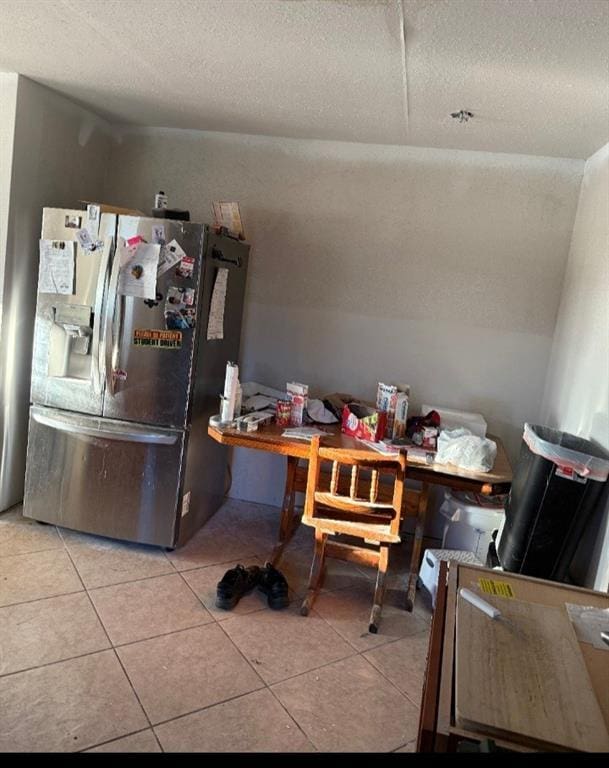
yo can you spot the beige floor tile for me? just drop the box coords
[363,631,430,705]
[182,559,268,621]
[312,584,429,652]
[166,523,257,572]
[89,573,213,646]
[155,688,315,752]
[0,592,109,676]
[0,650,147,752]
[413,590,434,624]
[221,603,354,685]
[272,655,419,752]
[219,499,315,559]
[278,544,371,598]
[60,529,174,589]
[0,506,63,557]
[86,729,161,753]
[116,623,263,724]
[395,739,417,752]
[0,549,82,608]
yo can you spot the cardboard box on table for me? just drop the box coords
[341,403,387,442]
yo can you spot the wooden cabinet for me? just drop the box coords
[417,563,609,752]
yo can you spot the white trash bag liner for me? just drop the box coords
[435,428,497,473]
[523,423,609,482]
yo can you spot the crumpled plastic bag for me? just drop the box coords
[435,428,497,472]
[307,398,339,424]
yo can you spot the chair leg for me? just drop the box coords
[369,545,389,634]
[300,529,327,616]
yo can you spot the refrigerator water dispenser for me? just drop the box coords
[49,303,93,378]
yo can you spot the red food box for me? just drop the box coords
[341,403,387,442]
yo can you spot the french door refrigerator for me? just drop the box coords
[24,209,249,548]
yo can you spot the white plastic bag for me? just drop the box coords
[523,423,609,481]
[435,428,497,472]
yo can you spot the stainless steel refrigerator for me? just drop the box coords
[23,209,249,548]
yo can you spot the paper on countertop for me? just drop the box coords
[307,398,339,424]
[566,603,609,650]
[357,438,400,455]
[117,239,160,300]
[282,427,329,441]
[244,394,278,412]
[158,238,186,276]
[241,382,286,400]
[207,268,229,340]
[38,240,75,295]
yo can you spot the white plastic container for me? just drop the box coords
[154,190,168,209]
[419,548,482,608]
[440,490,505,562]
[421,405,487,437]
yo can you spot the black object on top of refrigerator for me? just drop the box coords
[496,423,609,582]
[24,209,249,549]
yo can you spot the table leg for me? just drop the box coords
[405,481,430,612]
[270,455,301,566]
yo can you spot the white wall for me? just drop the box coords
[105,128,583,507]
[541,143,609,591]
[0,75,111,510]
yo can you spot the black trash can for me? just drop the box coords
[497,423,609,582]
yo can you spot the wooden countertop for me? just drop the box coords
[208,422,512,494]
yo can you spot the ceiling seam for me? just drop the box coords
[397,0,409,138]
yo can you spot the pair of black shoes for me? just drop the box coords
[216,562,289,611]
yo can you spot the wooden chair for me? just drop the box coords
[300,435,407,633]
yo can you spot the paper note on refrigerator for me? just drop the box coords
[38,240,75,295]
[157,238,186,277]
[207,268,229,340]
[117,239,160,300]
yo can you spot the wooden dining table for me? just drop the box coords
[207,421,513,611]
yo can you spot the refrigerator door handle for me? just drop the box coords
[31,410,178,445]
[104,240,123,396]
[211,246,242,268]
[92,237,113,395]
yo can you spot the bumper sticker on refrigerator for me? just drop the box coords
[133,329,182,349]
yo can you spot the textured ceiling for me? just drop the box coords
[0,0,607,158]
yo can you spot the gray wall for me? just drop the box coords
[105,128,583,507]
[541,142,609,590]
[0,75,111,510]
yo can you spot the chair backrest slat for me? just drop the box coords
[370,469,379,503]
[305,435,407,540]
[350,466,359,500]
[330,460,339,495]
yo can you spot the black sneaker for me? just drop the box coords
[258,562,290,610]
[216,564,262,610]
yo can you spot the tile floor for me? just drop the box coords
[0,499,433,752]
